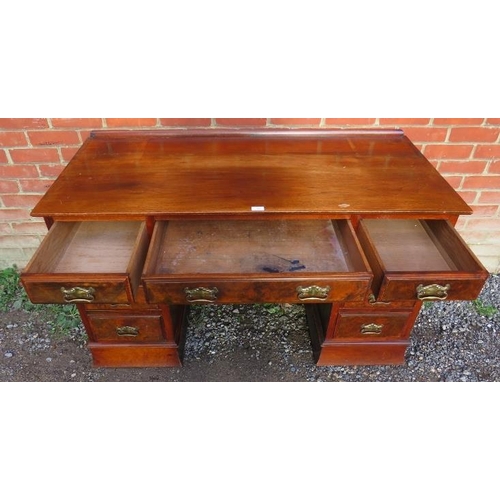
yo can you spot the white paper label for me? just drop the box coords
[251,206,265,211]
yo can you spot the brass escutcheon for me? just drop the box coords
[116,326,139,337]
[296,285,330,301]
[416,283,450,301]
[184,286,218,303]
[61,286,95,303]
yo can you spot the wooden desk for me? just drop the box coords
[21,129,488,367]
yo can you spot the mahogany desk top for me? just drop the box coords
[31,129,471,220]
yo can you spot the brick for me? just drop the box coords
[379,118,430,125]
[270,118,321,126]
[474,255,500,273]
[0,208,31,221]
[60,147,80,162]
[0,247,25,263]
[0,118,48,129]
[457,190,478,204]
[22,248,38,263]
[462,218,500,231]
[403,127,448,143]
[478,191,500,204]
[414,143,425,154]
[11,221,47,234]
[459,230,495,245]
[442,176,463,189]
[0,150,7,163]
[38,164,65,177]
[0,180,19,194]
[28,130,81,146]
[490,160,500,174]
[10,147,60,163]
[433,118,484,125]
[0,131,28,147]
[468,244,500,256]
[454,218,467,231]
[159,118,211,127]
[424,144,473,159]
[106,118,158,127]
[462,175,500,189]
[469,205,499,216]
[2,194,42,208]
[215,118,267,126]
[474,144,500,159]
[78,130,93,142]
[0,165,39,178]
[449,127,499,143]
[485,118,500,125]
[51,118,103,128]
[0,234,41,248]
[19,179,54,193]
[438,160,487,174]
[324,118,377,125]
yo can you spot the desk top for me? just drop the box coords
[32,129,471,219]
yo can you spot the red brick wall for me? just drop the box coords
[1,118,499,272]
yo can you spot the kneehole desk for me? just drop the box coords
[21,129,488,367]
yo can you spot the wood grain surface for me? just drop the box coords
[31,129,472,218]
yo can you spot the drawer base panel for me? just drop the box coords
[89,343,183,367]
[316,341,409,366]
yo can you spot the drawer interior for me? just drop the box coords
[145,219,369,276]
[26,221,146,275]
[357,218,488,301]
[360,219,477,272]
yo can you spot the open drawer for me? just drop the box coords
[142,219,373,304]
[356,219,488,302]
[21,221,149,304]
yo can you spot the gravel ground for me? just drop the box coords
[0,275,498,382]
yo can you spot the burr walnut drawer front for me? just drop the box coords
[142,219,373,304]
[333,310,414,342]
[21,221,149,304]
[356,219,489,302]
[142,278,370,305]
[87,312,165,343]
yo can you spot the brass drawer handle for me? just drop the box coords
[360,323,383,335]
[61,286,95,303]
[116,326,139,337]
[416,283,450,301]
[184,286,218,303]
[296,285,330,301]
